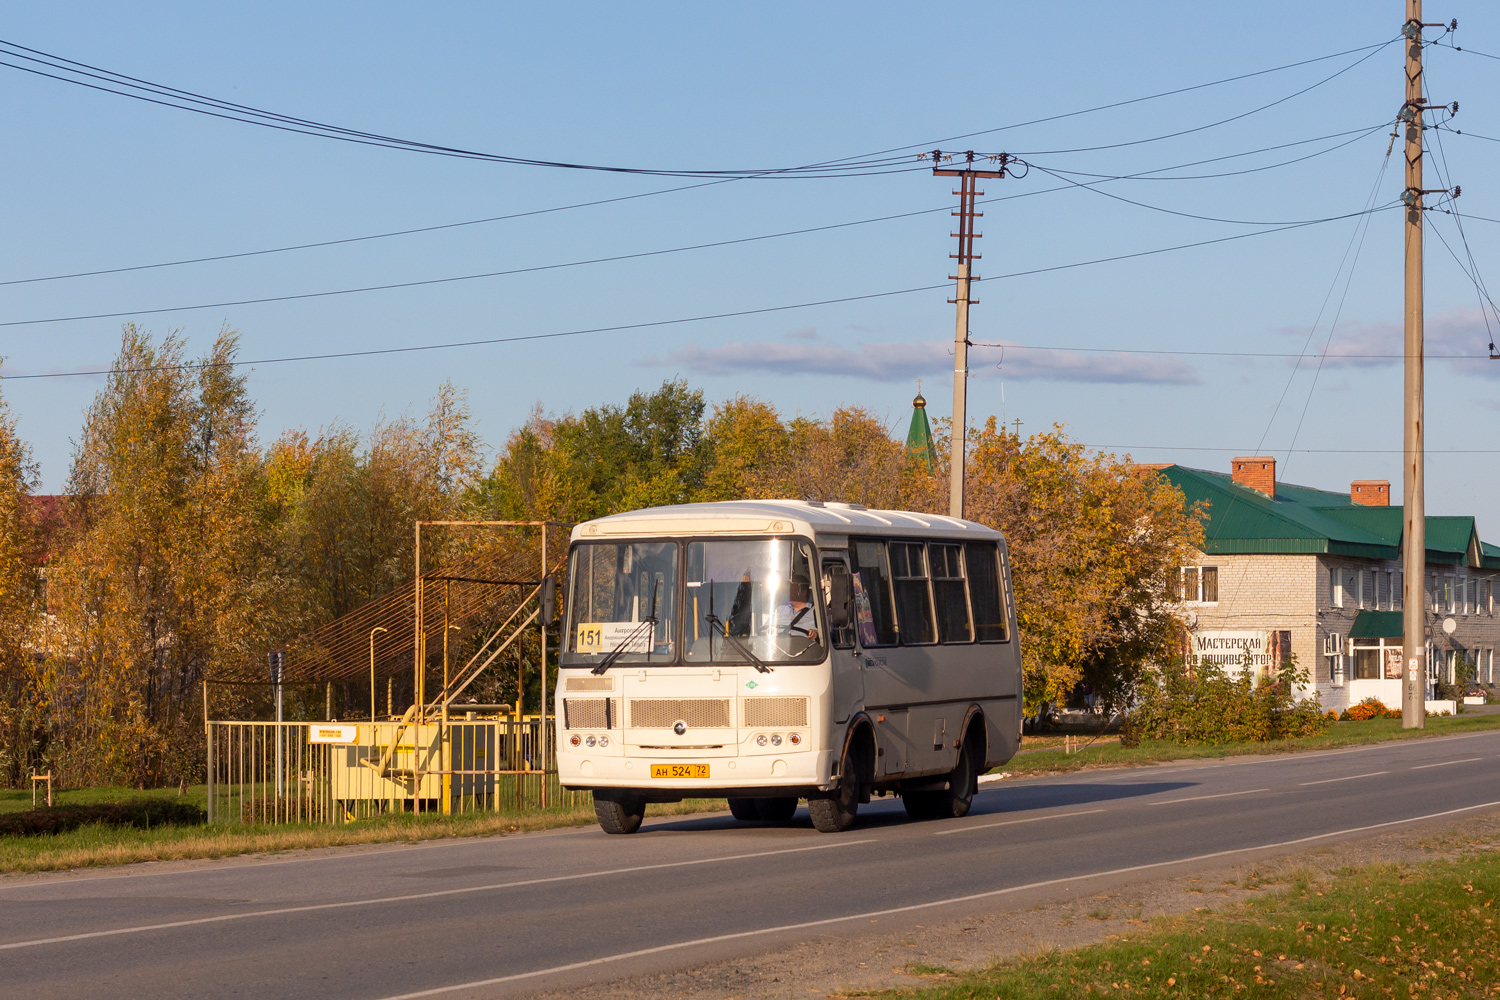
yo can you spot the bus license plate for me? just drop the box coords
[650,763,709,779]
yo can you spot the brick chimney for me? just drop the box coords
[1231,456,1276,499]
[1350,479,1390,506]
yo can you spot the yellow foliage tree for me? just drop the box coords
[42,327,268,786]
[0,375,42,785]
[964,419,1205,714]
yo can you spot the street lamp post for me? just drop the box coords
[368,626,388,722]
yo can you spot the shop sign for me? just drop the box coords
[1191,630,1272,674]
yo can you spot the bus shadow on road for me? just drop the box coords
[969,781,1195,816]
[637,781,1195,835]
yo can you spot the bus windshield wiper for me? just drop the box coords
[703,614,772,673]
[591,579,660,675]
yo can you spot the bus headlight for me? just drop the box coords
[585,735,597,747]
[756,734,768,747]
[770,734,783,746]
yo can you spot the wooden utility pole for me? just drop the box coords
[1402,2,1432,729]
[933,151,1008,519]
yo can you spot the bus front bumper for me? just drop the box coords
[559,748,835,796]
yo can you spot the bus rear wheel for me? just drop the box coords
[727,797,761,821]
[594,790,646,834]
[757,796,798,822]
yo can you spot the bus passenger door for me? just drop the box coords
[821,556,863,725]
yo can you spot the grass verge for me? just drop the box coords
[0,798,725,875]
[1000,712,1500,778]
[863,841,1500,998]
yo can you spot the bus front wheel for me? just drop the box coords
[594,790,646,834]
[810,738,867,833]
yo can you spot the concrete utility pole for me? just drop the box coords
[933,151,1008,519]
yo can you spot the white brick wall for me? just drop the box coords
[1181,550,1500,714]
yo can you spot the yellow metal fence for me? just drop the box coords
[206,718,589,825]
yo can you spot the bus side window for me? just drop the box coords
[889,540,937,645]
[850,539,899,646]
[931,542,973,643]
[822,560,855,649]
[966,542,1009,642]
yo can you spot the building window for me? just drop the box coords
[1375,570,1387,610]
[1350,639,1401,681]
[1330,566,1343,608]
[1488,648,1495,685]
[1393,570,1402,611]
[1173,566,1217,604]
[1467,579,1477,616]
[1324,631,1344,685]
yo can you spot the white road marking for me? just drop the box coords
[1411,757,1484,769]
[0,840,872,951]
[1299,771,1388,786]
[1148,788,1269,806]
[365,798,1500,1000]
[932,808,1106,835]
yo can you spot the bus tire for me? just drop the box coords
[727,797,761,821]
[594,790,646,834]
[810,737,866,833]
[938,737,981,819]
[756,796,798,822]
[902,790,942,820]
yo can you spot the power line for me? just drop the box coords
[0,205,1397,330]
[1009,41,1393,157]
[0,35,1395,179]
[2,125,1385,289]
[1091,445,1500,454]
[0,283,952,380]
[0,209,1436,378]
[0,179,739,287]
[1033,124,1388,183]
[1025,159,1397,226]
[863,40,1397,156]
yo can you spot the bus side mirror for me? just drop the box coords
[827,573,852,630]
[540,575,557,624]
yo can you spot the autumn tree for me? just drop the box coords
[0,377,42,785]
[963,419,1204,715]
[43,326,269,786]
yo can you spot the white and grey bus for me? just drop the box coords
[556,500,1022,834]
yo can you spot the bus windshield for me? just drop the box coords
[562,541,678,666]
[684,539,824,664]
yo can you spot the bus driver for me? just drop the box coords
[772,574,819,643]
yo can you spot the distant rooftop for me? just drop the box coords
[1153,464,1498,569]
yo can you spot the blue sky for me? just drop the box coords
[1,2,1497,530]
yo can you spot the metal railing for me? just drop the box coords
[206,718,588,825]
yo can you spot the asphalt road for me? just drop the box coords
[3,730,1499,1000]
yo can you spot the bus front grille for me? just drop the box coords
[565,676,614,692]
[742,696,809,728]
[628,698,732,729]
[563,698,616,729]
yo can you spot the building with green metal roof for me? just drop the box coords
[1147,456,1498,714]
